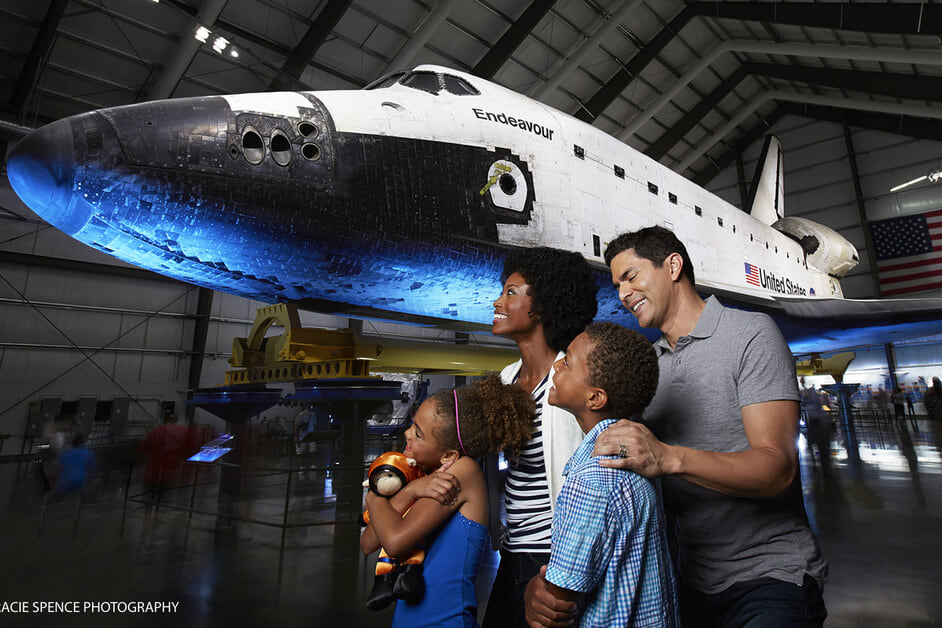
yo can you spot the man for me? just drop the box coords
[526,226,827,627]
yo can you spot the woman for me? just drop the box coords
[482,247,598,628]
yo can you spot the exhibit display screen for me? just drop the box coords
[187,434,235,463]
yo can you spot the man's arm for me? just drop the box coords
[525,566,580,628]
[592,399,799,498]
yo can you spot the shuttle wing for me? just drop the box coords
[776,295,942,319]
[756,295,942,356]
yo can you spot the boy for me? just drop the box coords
[525,322,679,627]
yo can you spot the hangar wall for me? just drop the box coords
[707,115,942,300]
[844,341,942,388]
[0,264,197,446]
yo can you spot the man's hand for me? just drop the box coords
[592,419,676,477]
[406,470,460,506]
[525,566,578,628]
[594,402,799,498]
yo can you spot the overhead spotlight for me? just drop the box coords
[194,26,211,43]
[889,168,942,193]
[212,36,229,54]
[230,49,239,58]
[890,175,928,193]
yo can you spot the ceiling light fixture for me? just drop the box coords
[889,168,942,193]
[194,26,211,43]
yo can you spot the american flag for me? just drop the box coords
[744,262,760,287]
[870,209,942,296]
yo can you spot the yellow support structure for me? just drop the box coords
[225,303,373,385]
[795,352,856,383]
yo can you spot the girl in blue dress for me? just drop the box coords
[360,375,535,627]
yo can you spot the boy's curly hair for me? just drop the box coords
[584,322,659,419]
[502,247,598,353]
[430,374,535,459]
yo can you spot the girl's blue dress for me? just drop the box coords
[392,512,489,627]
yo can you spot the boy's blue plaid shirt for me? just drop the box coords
[545,419,679,627]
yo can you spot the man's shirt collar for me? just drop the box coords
[654,295,722,355]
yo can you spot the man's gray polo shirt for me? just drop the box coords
[643,296,827,594]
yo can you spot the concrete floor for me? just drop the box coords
[1,415,940,627]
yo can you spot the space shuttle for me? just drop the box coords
[6,64,942,352]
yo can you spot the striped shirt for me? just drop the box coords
[503,373,553,552]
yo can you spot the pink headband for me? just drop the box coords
[454,389,468,456]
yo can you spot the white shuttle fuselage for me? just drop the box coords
[283,65,850,302]
[21,62,938,354]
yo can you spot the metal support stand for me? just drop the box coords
[286,378,401,606]
[884,343,899,392]
[187,385,282,540]
[182,465,203,553]
[824,383,863,476]
[286,379,401,549]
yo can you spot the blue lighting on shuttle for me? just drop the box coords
[9,89,933,356]
[5,96,542,327]
[8,112,637,332]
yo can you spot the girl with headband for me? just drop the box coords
[360,374,535,628]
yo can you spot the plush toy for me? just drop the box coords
[362,451,426,610]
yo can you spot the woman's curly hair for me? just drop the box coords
[584,322,659,419]
[430,374,535,459]
[502,247,599,352]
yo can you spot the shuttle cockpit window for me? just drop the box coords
[443,74,479,96]
[401,71,441,95]
[365,72,406,90]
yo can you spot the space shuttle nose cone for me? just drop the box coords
[8,118,87,234]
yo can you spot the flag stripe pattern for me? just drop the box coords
[871,209,942,296]
[744,262,760,287]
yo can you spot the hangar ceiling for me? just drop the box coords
[2,0,942,297]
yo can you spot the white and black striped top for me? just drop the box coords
[503,372,553,553]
